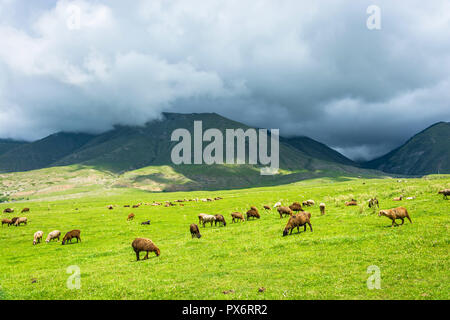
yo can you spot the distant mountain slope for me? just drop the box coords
[363,122,450,175]
[0,139,28,156]
[282,136,356,166]
[0,132,96,172]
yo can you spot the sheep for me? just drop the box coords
[246,208,260,220]
[1,218,12,227]
[345,200,357,206]
[273,201,281,208]
[406,196,416,200]
[3,208,13,213]
[378,207,412,227]
[368,198,379,209]
[132,204,140,208]
[141,220,151,225]
[214,214,227,227]
[132,238,160,260]
[10,217,19,225]
[107,205,114,210]
[14,217,27,226]
[200,214,216,227]
[46,230,61,243]
[61,230,81,245]
[393,196,403,201]
[21,208,30,213]
[124,205,130,207]
[198,213,207,224]
[282,212,313,236]
[289,202,303,213]
[33,231,44,245]
[438,189,450,199]
[319,203,326,215]
[277,206,293,218]
[302,200,315,206]
[231,212,245,223]
[127,213,135,221]
[263,205,271,210]
[190,224,202,238]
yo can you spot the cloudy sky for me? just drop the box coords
[0,0,449,160]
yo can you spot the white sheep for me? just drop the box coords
[200,214,216,227]
[46,230,61,243]
[273,201,282,208]
[319,203,326,215]
[33,231,44,245]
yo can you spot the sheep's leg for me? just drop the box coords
[400,218,405,225]
[406,214,412,224]
[136,251,140,261]
[307,222,313,232]
[289,228,293,235]
[297,226,300,233]
[144,251,149,260]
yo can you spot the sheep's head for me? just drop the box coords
[196,233,202,239]
[33,240,37,245]
[155,248,161,256]
[282,229,289,237]
[378,210,387,217]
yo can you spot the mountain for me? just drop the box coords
[0,113,381,191]
[0,132,96,172]
[363,122,450,175]
[0,139,28,156]
[282,136,356,166]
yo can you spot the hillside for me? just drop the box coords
[363,122,450,175]
[0,139,28,156]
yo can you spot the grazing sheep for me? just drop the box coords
[406,196,416,200]
[345,200,357,206]
[319,203,326,215]
[21,208,30,213]
[3,208,13,213]
[201,214,216,227]
[438,189,450,199]
[1,218,12,227]
[152,202,161,206]
[33,231,44,245]
[46,230,61,243]
[14,217,27,226]
[141,220,151,225]
[107,205,114,210]
[214,197,223,200]
[277,206,293,218]
[289,202,303,213]
[132,238,160,260]
[231,212,245,223]
[263,205,271,210]
[302,200,315,206]
[246,208,260,220]
[273,201,281,208]
[368,198,379,209]
[124,205,130,207]
[393,196,403,201]
[61,230,81,245]
[378,207,412,227]
[10,217,19,225]
[190,224,202,238]
[214,214,227,227]
[127,213,135,221]
[282,212,313,236]
[132,204,140,208]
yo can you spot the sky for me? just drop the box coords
[0,0,449,161]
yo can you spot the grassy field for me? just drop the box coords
[0,175,449,300]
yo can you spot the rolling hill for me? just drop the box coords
[363,122,450,175]
[0,139,28,156]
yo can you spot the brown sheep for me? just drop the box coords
[132,238,160,260]
[132,204,140,208]
[263,205,271,210]
[319,203,326,215]
[345,200,357,206]
[283,212,313,236]
[378,207,412,227]
[127,213,135,221]
[21,208,30,213]
[1,218,12,227]
[190,224,202,238]
[3,208,13,213]
[124,205,130,207]
[277,206,293,218]
[438,189,450,199]
[14,217,27,226]
[289,202,304,213]
[10,217,19,225]
[214,214,227,227]
[246,208,260,220]
[231,212,245,223]
[393,196,403,201]
[302,200,315,207]
[61,230,81,245]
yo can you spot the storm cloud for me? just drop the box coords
[0,0,449,160]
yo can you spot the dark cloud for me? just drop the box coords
[0,0,449,160]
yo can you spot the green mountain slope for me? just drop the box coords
[0,132,96,172]
[0,139,28,156]
[282,136,356,166]
[363,122,450,175]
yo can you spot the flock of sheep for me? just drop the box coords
[1,188,449,261]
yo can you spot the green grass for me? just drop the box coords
[0,175,449,300]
